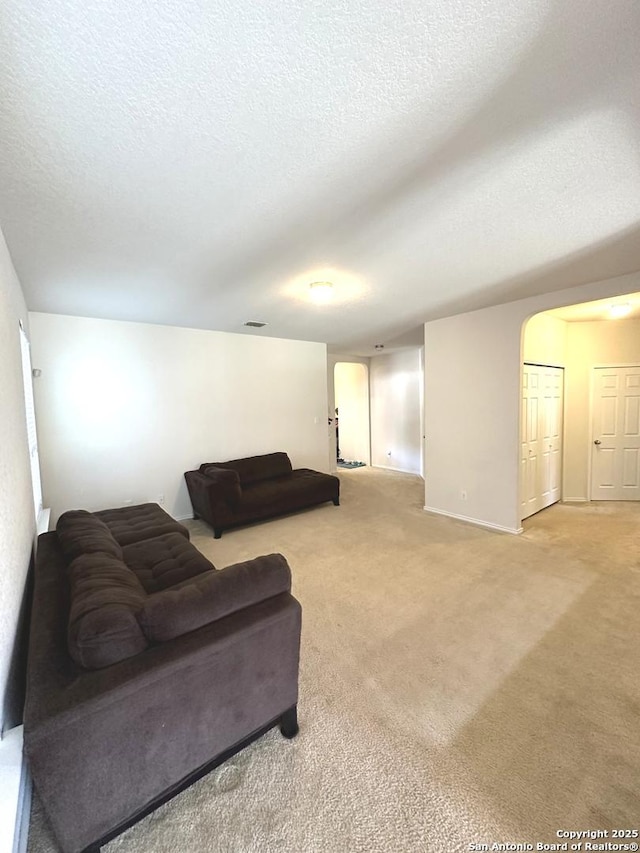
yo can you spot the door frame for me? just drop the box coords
[333,360,371,468]
[588,362,640,500]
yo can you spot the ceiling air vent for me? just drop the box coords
[244,321,267,328]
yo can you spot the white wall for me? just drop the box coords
[0,231,34,734]
[564,318,640,501]
[334,361,370,465]
[424,270,640,533]
[29,314,329,523]
[370,348,423,475]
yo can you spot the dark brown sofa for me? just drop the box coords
[184,451,340,538]
[24,502,301,853]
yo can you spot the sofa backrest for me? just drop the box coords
[67,552,148,669]
[200,452,293,486]
[57,510,123,561]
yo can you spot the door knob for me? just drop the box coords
[594,439,601,445]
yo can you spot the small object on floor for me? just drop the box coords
[338,460,366,469]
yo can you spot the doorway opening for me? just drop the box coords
[333,362,370,469]
[520,294,640,522]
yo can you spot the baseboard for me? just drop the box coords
[562,497,589,503]
[372,465,422,477]
[423,505,523,535]
[0,726,31,853]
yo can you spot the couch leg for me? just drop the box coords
[333,497,340,506]
[213,529,222,539]
[279,705,299,739]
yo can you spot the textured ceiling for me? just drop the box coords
[1,0,639,354]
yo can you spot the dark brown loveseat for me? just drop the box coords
[184,451,340,538]
[24,502,301,853]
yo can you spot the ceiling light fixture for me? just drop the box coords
[609,303,631,319]
[309,281,333,304]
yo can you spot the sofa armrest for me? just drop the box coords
[201,466,243,505]
[137,553,292,642]
[184,468,242,512]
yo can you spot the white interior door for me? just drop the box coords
[591,366,640,500]
[521,365,564,519]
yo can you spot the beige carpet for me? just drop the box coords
[29,468,640,852]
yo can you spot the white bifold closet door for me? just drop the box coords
[521,364,564,520]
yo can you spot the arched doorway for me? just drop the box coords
[334,362,370,467]
[520,295,640,521]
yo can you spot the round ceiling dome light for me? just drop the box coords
[309,281,334,304]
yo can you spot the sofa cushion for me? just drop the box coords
[122,533,215,594]
[201,452,293,486]
[95,502,190,546]
[137,553,292,642]
[68,552,148,669]
[239,469,339,512]
[57,510,123,561]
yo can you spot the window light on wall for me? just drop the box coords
[19,322,43,520]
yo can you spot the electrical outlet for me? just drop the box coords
[460,489,467,500]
